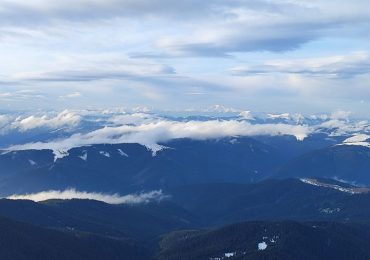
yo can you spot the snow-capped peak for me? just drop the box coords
[340,134,370,148]
[267,113,290,120]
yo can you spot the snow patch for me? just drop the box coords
[28,159,37,166]
[99,151,110,157]
[300,178,370,194]
[79,152,87,161]
[210,251,244,259]
[320,208,341,214]
[258,242,267,250]
[53,149,69,162]
[146,144,166,156]
[117,149,129,157]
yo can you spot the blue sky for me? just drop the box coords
[0,0,370,115]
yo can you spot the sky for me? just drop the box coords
[0,0,370,115]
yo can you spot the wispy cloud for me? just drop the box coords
[0,90,45,100]
[7,188,168,204]
[230,52,370,79]
[0,0,310,24]
[59,92,82,99]
[0,1,370,114]
[13,54,176,82]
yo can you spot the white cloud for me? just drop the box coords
[0,90,45,101]
[343,134,370,144]
[230,52,370,78]
[14,54,176,82]
[6,119,311,161]
[12,110,81,131]
[7,188,168,204]
[312,110,368,136]
[0,92,12,98]
[330,110,352,120]
[59,92,82,99]
[238,111,255,120]
[2,110,370,160]
[108,113,158,125]
[147,2,370,57]
[0,0,315,25]
[0,0,228,23]
[340,133,370,148]
[317,119,369,136]
[0,1,369,113]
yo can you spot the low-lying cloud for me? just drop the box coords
[3,110,368,161]
[6,119,311,160]
[7,188,167,204]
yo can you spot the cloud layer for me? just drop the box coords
[1,109,369,161]
[230,52,370,79]
[0,0,370,115]
[13,110,81,131]
[7,119,311,160]
[7,188,167,204]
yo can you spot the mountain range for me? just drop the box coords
[1,111,370,259]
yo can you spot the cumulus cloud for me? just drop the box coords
[6,119,311,161]
[7,188,167,204]
[12,110,81,131]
